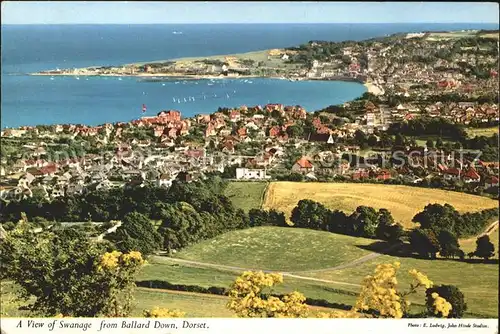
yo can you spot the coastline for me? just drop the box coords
[363,82,384,96]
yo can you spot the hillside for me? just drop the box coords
[172,226,376,271]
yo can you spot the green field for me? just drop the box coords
[224,181,268,212]
[300,254,499,317]
[139,255,361,308]
[133,289,235,317]
[172,226,375,271]
[460,227,499,258]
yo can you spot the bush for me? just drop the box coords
[425,285,467,318]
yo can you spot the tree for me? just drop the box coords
[375,209,401,241]
[354,130,367,145]
[412,204,461,235]
[290,200,329,230]
[106,211,162,256]
[394,133,406,146]
[286,125,304,138]
[474,235,495,261]
[409,229,440,259]
[367,134,378,147]
[426,285,467,318]
[249,209,269,227]
[349,206,379,238]
[437,230,461,259]
[435,138,444,149]
[1,226,144,317]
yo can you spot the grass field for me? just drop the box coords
[300,254,499,317]
[133,288,235,317]
[460,225,499,257]
[263,182,498,228]
[172,226,375,271]
[224,181,268,212]
[466,126,499,138]
[139,255,362,308]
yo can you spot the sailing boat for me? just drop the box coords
[142,104,147,114]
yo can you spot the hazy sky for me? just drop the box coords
[1,1,499,24]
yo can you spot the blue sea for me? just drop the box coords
[1,23,497,128]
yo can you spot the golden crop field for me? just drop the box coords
[263,182,498,228]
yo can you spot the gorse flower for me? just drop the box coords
[408,269,433,289]
[98,251,144,271]
[227,271,308,318]
[99,251,122,270]
[354,262,404,318]
[225,263,453,320]
[143,307,186,318]
[431,293,453,317]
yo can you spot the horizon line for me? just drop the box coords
[1,22,499,25]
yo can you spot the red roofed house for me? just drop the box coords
[185,149,205,159]
[462,168,480,183]
[157,110,181,122]
[154,126,166,137]
[373,169,392,180]
[205,123,217,137]
[291,157,314,174]
[443,167,461,181]
[485,176,499,188]
[237,127,247,138]
[352,170,370,180]
[229,110,241,122]
[40,163,57,177]
[167,128,178,139]
[269,126,281,138]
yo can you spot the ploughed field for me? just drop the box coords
[263,182,498,228]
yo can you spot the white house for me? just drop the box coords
[235,168,269,180]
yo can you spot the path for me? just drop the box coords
[155,241,402,282]
[460,220,498,244]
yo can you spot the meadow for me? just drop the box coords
[223,181,268,212]
[263,182,498,228]
[299,254,499,317]
[171,226,375,271]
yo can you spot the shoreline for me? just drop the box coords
[29,72,370,86]
[363,82,384,96]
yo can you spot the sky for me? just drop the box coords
[1,1,499,24]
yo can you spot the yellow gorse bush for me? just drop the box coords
[408,269,433,289]
[143,307,186,318]
[227,271,308,318]
[226,262,453,319]
[98,251,145,272]
[431,293,453,317]
[353,262,403,318]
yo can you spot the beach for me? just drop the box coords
[363,82,384,95]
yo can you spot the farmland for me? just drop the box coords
[172,226,375,271]
[263,182,498,228]
[466,126,499,138]
[223,181,268,212]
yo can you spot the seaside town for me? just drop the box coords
[3,29,498,202]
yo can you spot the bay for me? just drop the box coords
[1,23,497,128]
